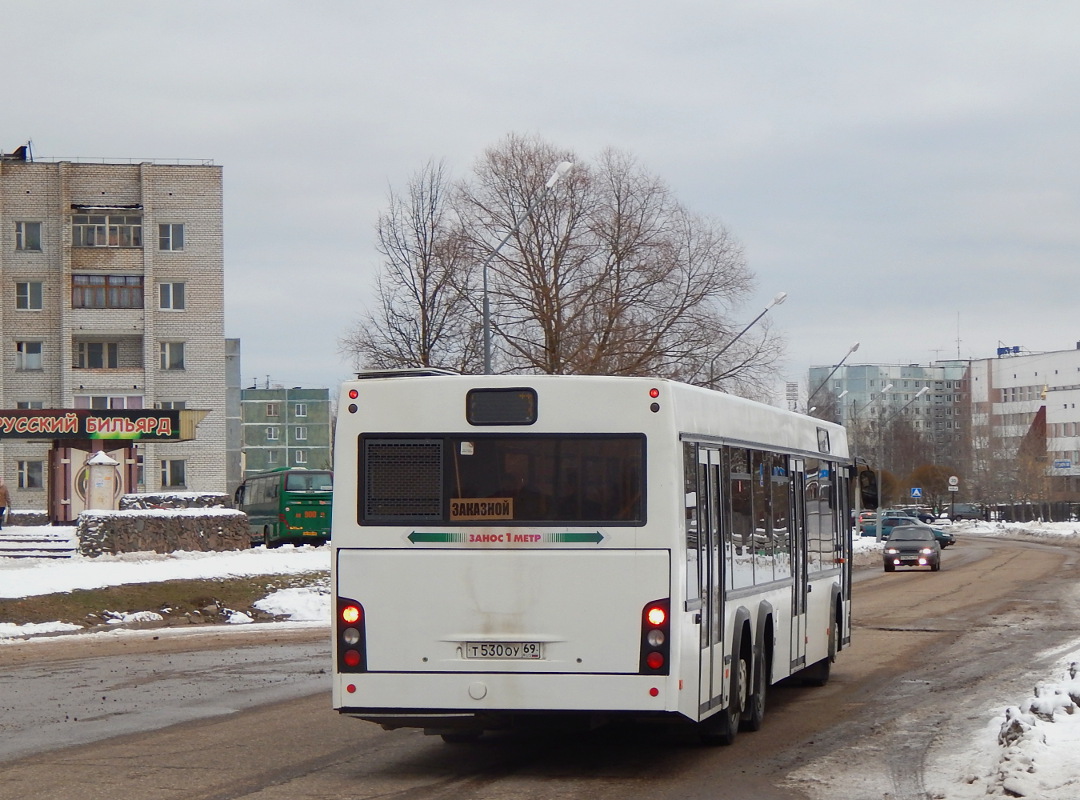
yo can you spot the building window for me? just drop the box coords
[158,282,186,310]
[295,450,307,465]
[16,401,44,409]
[266,427,280,440]
[72,275,144,309]
[15,221,42,251]
[158,223,184,251]
[294,403,308,417]
[295,426,308,441]
[267,450,279,464]
[75,394,143,409]
[16,341,42,370]
[72,214,142,247]
[75,341,119,369]
[161,459,186,488]
[266,403,280,417]
[160,341,185,370]
[18,460,44,489]
[155,400,186,410]
[16,281,43,310]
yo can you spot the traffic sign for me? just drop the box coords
[910,487,922,499]
[948,475,959,487]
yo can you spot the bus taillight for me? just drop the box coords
[639,599,671,675]
[337,598,367,672]
[342,604,361,625]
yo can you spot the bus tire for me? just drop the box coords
[700,652,746,746]
[740,649,768,732]
[263,527,281,549]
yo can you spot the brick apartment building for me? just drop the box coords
[0,147,226,509]
[240,386,332,479]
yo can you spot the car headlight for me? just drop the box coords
[919,547,935,555]
[884,548,900,554]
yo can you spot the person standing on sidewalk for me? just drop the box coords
[0,477,11,529]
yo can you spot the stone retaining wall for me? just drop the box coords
[76,509,250,557]
[7,510,49,527]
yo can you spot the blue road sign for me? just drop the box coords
[910,487,923,499]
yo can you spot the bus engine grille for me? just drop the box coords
[364,439,443,520]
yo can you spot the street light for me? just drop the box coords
[807,341,860,407]
[481,160,574,374]
[707,291,787,385]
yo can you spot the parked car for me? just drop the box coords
[883,525,942,572]
[861,514,955,548]
[857,510,879,527]
[894,506,936,524]
[945,502,985,521]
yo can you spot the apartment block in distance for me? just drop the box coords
[0,146,226,508]
[241,386,332,478]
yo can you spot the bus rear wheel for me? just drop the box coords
[263,528,282,549]
[740,650,768,732]
[700,652,747,746]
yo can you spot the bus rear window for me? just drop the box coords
[466,388,538,425]
[285,472,333,492]
[360,434,644,525]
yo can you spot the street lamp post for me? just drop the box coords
[707,291,787,386]
[481,161,574,374]
[807,341,860,408]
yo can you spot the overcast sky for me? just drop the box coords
[5,2,1078,402]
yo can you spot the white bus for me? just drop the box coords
[332,371,852,744]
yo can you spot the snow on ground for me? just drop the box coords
[0,528,331,639]
[2,520,1080,795]
[855,518,1080,798]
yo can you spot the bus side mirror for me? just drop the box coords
[859,472,878,510]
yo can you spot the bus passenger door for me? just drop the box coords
[697,447,724,711]
[835,463,853,647]
[789,459,808,672]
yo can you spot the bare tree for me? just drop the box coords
[455,134,777,388]
[346,134,781,390]
[339,160,481,372]
[909,464,954,511]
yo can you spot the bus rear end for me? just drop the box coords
[274,470,333,547]
[332,373,681,737]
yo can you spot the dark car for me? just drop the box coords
[946,503,985,521]
[883,526,942,572]
[895,506,936,524]
[861,514,955,548]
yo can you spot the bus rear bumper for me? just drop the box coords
[334,671,683,725]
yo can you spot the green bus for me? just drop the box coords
[234,467,333,547]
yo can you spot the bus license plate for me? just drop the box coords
[464,642,543,660]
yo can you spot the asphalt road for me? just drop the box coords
[1,533,1076,800]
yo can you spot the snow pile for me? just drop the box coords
[955,657,1080,798]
